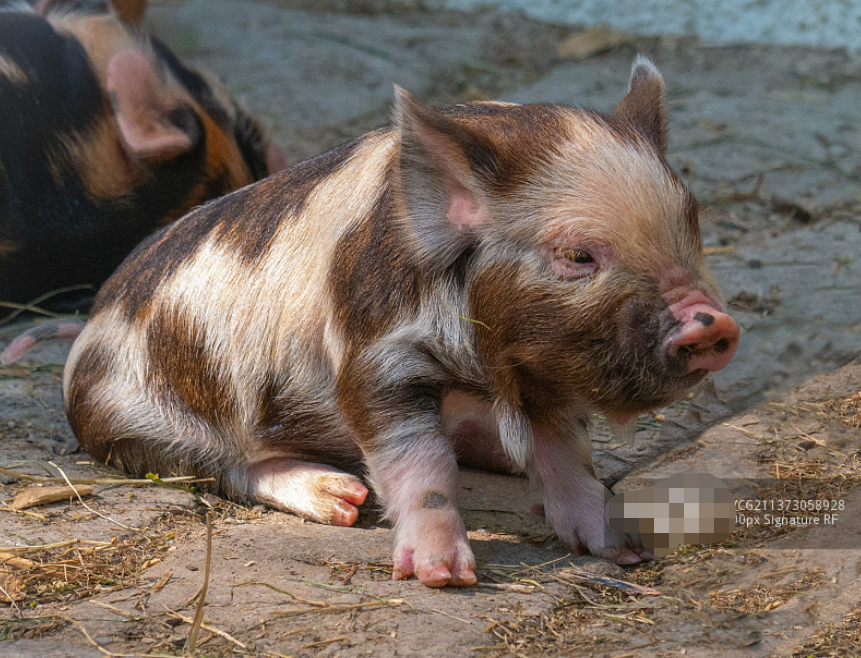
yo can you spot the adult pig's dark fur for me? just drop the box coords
[0,1,284,309]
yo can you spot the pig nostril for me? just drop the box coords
[693,312,714,326]
[714,338,730,354]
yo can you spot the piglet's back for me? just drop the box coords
[91,129,395,325]
[64,128,396,476]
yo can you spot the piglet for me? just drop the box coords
[64,56,739,587]
[0,0,286,310]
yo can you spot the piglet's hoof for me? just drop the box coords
[392,511,477,587]
[247,460,368,527]
[601,547,650,565]
[591,536,655,566]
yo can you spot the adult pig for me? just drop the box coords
[0,0,285,309]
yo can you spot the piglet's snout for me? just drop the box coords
[667,295,739,373]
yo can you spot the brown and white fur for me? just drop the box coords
[65,57,739,587]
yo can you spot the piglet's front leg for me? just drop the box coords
[532,420,648,565]
[339,348,476,588]
[367,446,476,587]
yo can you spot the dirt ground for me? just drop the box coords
[2,1,861,656]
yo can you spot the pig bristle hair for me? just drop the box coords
[629,54,663,91]
[494,400,533,472]
[391,84,414,124]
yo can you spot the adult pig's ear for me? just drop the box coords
[613,55,668,155]
[110,0,147,24]
[107,50,199,161]
[394,86,497,266]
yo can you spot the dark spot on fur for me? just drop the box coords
[213,139,360,263]
[65,344,233,495]
[422,491,449,509]
[100,138,364,320]
[68,337,256,502]
[329,184,423,345]
[94,195,226,320]
[694,312,714,326]
[394,102,577,206]
[337,341,449,452]
[255,372,363,473]
[146,309,234,426]
[437,103,571,192]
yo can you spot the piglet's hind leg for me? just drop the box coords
[246,459,368,526]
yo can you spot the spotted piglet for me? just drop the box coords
[65,57,739,587]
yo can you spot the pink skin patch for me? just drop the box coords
[405,112,490,231]
[446,191,489,230]
[0,321,84,364]
[265,142,289,175]
[392,509,476,587]
[442,391,512,472]
[667,292,739,373]
[0,336,35,365]
[53,321,85,340]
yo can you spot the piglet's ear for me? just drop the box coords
[394,86,497,265]
[107,50,199,162]
[110,0,147,24]
[613,55,668,155]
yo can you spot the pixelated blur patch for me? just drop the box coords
[607,472,734,557]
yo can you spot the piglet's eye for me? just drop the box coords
[561,249,594,264]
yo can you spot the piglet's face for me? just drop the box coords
[394,57,739,420]
[473,224,739,419]
[511,135,737,417]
